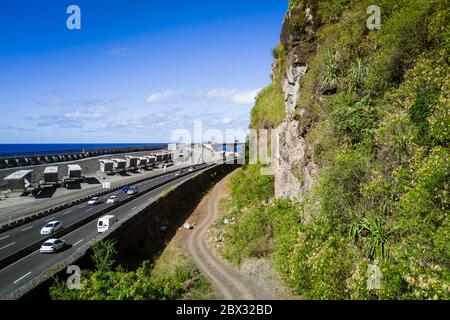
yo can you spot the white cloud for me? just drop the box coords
[36,95,120,108]
[146,90,183,103]
[204,88,261,104]
[146,88,261,105]
[63,106,108,120]
[222,117,232,124]
[107,46,128,56]
[27,106,111,129]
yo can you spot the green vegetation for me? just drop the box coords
[224,0,449,299]
[250,44,287,129]
[229,163,274,209]
[91,240,117,272]
[50,240,213,300]
[250,83,286,129]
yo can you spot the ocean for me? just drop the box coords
[216,145,244,153]
[0,143,167,157]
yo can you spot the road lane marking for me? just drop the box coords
[73,239,83,246]
[78,204,86,209]
[62,210,72,216]
[0,242,16,250]
[86,208,93,212]
[131,207,137,211]
[0,235,10,241]
[45,217,56,222]
[21,226,34,232]
[13,272,31,284]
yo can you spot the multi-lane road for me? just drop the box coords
[0,162,214,299]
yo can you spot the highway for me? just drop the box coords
[0,163,213,299]
[0,164,206,264]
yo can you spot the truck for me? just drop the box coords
[97,215,118,233]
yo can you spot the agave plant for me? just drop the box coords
[347,57,368,92]
[361,217,390,259]
[322,50,340,87]
[348,217,390,259]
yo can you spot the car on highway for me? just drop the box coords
[88,197,101,205]
[188,167,194,172]
[40,221,63,235]
[126,186,138,195]
[106,195,118,204]
[174,170,181,176]
[97,215,118,233]
[39,238,65,253]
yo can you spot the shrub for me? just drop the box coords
[50,257,206,300]
[315,147,374,220]
[223,204,275,265]
[350,217,391,259]
[330,92,378,144]
[229,164,273,209]
[91,240,117,272]
[365,0,442,94]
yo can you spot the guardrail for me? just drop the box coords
[0,163,190,233]
[0,163,214,270]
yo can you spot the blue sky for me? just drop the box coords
[0,0,287,143]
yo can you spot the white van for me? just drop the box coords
[97,215,118,233]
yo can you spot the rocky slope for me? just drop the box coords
[225,0,449,300]
[273,4,319,200]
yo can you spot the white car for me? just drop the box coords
[106,195,117,204]
[188,167,194,172]
[174,171,181,176]
[39,238,65,253]
[126,187,138,195]
[88,197,101,205]
[40,221,63,235]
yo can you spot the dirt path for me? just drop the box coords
[182,170,296,300]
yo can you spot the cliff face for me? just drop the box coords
[229,0,449,300]
[228,0,449,299]
[273,4,318,200]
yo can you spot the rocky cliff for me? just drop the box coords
[273,3,319,200]
[229,0,449,299]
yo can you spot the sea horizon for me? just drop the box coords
[0,143,169,157]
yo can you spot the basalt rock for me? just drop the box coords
[273,4,319,201]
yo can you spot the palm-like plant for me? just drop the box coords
[347,57,367,92]
[349,217,390,259]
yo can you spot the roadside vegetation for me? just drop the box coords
[50,240,214,300]
[223,0,449,299]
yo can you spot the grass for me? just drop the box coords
[250,83,286,129]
